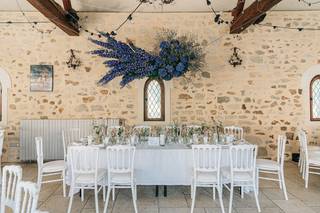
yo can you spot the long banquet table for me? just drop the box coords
[66,144,231,186]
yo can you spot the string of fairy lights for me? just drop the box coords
[298,0,320,6]
[205,0,320,32]
[2,0,320,37]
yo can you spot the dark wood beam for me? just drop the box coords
[231,0,245,22]
[230,0,282,34]
[26,0,79,36]
[62,0,72,11]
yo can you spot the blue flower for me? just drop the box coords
[162,73,173,81]
[176,62,185,72]
[165,65,174,73]
[159,68,167,78]
[160,41,170,49]
[169,55,178,63]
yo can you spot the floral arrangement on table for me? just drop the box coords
[90,30,205,87]
[211,117,224,142]
[92,124,106,144]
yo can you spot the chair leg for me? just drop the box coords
[103,185,106,201]
[94,185,99,213]
[217,186,225,213]
[305,165,309,188]
[112,186,115,201]
[213,187,216,200]
[103,186,112,213]
[81,188,84,202]
[280,170,288,200]
[228,183,234,213]
[278,171,282,189]
[256,170,260,195]
[190,185,197,213]
[62,170,66,197]
[37,171,42,192]
[241,186,244,199]
[131,185,138,213]
[253,184,261,212]
[135,184,137,201]
[67,183,74,213]
[190,181,194,200]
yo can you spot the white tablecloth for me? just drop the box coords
[66,144,231,186]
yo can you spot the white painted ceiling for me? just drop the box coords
[1,0,320,12]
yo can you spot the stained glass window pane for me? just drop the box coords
[147,80,161,119]
[312,78,320,119]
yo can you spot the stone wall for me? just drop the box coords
[0,11,320,162]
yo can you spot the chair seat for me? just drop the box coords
[256,159,280,171]
[196,171,217,184]
[110,172,132,185]
[308,145,320,151]
[75,169,106,184]
[308,156,320,166]
[42,160,65,173]
[222,167,254,182]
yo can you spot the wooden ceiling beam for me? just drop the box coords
[230,0,282,34]
[231,0,245,21]
[62,0,72,11]
[26,0,79,36]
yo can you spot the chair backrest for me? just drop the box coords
[35,137,44,171]
[229,145,257,176]
[14,181,39,213]
[277,135,287,167]
[1,165,23,212]
[68,146,99,180]
[299,130,309,159]
[62,128,80,161]
[224,126,244,140]
[106,145,135,175]
[0,129,4,157]
[192,145,222,179]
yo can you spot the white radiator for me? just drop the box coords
[19,118,123,161]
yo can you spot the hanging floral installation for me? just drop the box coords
[90,30,205,87]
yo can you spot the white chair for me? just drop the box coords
[0,129,5,179]
[35,137,66,197]
[223,145,260,213]
[62,128,80,162]
[191,145,225,213]
[1,165,22,212]
[103,145,137,213]
[14,181,40,213]
[224,126,243,140]
[299,130,320,188]
[68,146,106,213]
[298,130,320,176]
[257,135,288,200]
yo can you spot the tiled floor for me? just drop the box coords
[4,162,320,213]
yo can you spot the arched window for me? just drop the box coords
[144,78,165,121]
[310,75,320,121]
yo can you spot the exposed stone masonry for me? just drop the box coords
[0,11,320,162]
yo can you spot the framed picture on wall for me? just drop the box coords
[30,65,53,92]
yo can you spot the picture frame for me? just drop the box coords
[30,65,53,92]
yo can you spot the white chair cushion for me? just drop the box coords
[222,167,254,183]
[256,159,279,171]
[308,146,320,151]
[42,160,65,173]
[110,172,132,184]
[75,169,106,184]
[196,171,217,184]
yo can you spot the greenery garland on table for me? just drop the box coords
[90,30,205,87]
